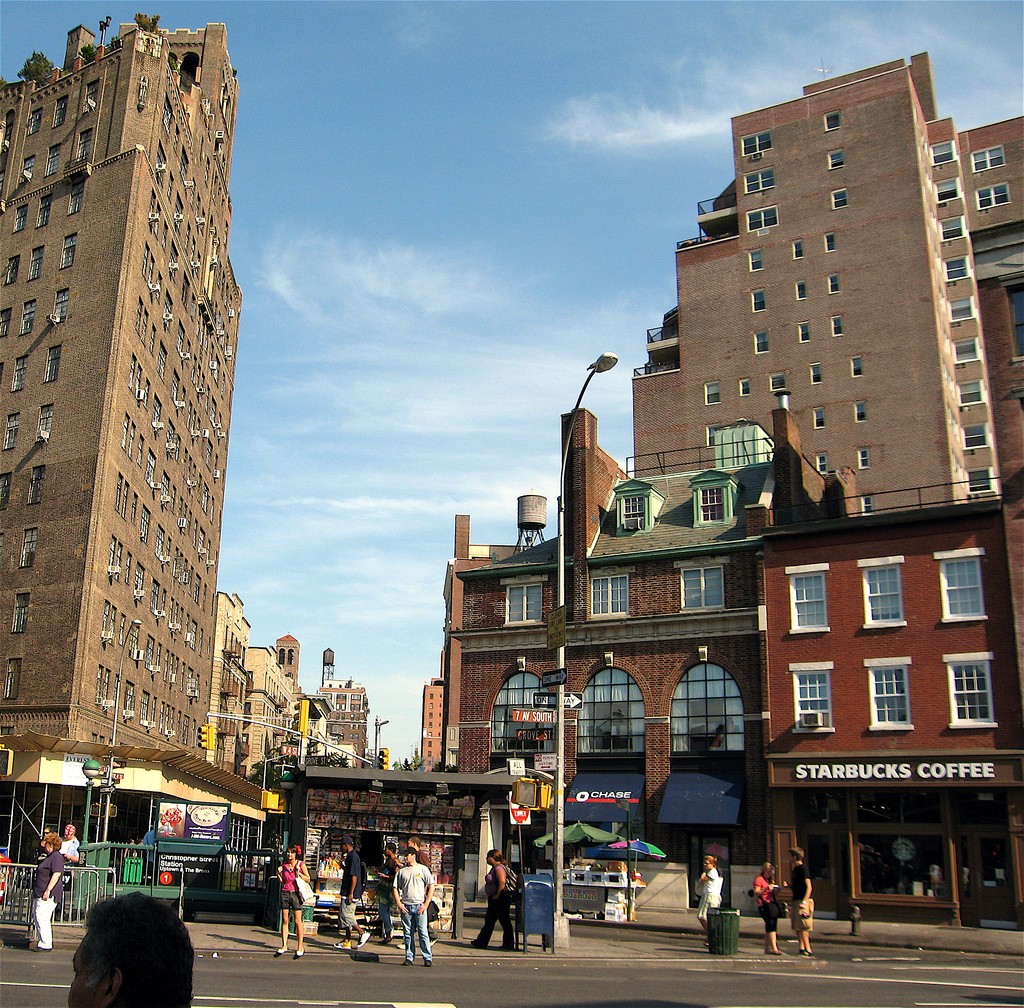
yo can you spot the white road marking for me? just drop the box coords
[686,967,1023,993]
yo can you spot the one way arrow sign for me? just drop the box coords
[534,692,583,710]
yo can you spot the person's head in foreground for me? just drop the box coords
[68,891,194,1007]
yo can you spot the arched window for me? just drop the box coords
[491,672,551,753]
[578,668,645,754]
[277,648,285,665]
[287,649,295,664]
[671,663,744,753]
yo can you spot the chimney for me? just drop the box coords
[771,390,825,523]
[64,25,96,71]
[454,515,470,560]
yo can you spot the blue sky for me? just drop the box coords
[4,2,1022,761]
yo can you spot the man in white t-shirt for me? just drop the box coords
[696,854,723,945]
[393,848,435,966]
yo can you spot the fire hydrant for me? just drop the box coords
[849,902,861,936]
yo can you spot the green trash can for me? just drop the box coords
[707,908,740,955]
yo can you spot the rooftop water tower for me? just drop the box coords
[515,494,547,551]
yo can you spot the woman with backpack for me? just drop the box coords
[753,861,783,954]
[470,849,515,951]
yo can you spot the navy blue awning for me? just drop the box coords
[658,771,744,825]
[566,774,644,823]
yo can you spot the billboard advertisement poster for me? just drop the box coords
[157,800,230,842]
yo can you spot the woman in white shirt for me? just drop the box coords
[697,854,723,944]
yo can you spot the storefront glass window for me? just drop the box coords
[856,791,941,824]
[954,791,1007,825]
[797,790,845,824]
[858,833,947,897]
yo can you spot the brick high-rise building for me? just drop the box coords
[0,21,241,753]
[634,54,1020,509]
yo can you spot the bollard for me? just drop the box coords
[849,902,861,936]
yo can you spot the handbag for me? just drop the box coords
[296,876,316,907]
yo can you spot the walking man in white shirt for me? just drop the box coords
[393,848,435,967]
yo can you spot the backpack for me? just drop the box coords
[503,866,521,894]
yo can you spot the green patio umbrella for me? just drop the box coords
[533,822,620,847]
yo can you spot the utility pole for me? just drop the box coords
[373,717,389,763]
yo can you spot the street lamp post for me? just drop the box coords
[81,758,103,851]
[102,618,142,842]
[373,717,389,763]
[553,351,618,951]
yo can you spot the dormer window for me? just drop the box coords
[690,470,741,527]
[612,479,665,535]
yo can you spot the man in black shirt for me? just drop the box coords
[333,835,370,950]
[788,846,813,956]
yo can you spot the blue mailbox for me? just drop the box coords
[519,875,554,952]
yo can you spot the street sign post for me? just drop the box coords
[533,691,581,709]
[512,709,557,724]
[546,606,566,650]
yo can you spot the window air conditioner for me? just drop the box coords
[168,671,176,683]
[173,212,184,223]
[135,389,147,402]
[131,649,146,662]
[107,564,121,576]
[22,169,33,180]
[148,282,160,294]
[623,517,642,530]
[84,97,97,112]
[148,212,160,222]
[227,308,235,317]
[48,312,63,324]
[197,546,207,556]
[190,260,201,269]
[185,633,195,645]
[201,428,211,439]
[168,622,180,633]
[224,346,233,358]
[159,494,172,505]
[213,468,221,480]
[141,719,157,728]
[186,478,197,488]
[158,554,171,565]
[195,216,206,227]
[210,255,219,266]
[195,386,206,397]
[155,162,167,173]
[799,711,827,729]
[100,629,115,642]
[122,709,135,720]
[147,480,162,490]
[217,430,225,440]
[177,517,188,529]
[100,700,115,709]
[133,589,146,600]
[215,130,224,140]
[173,399,186,409]
[36,429,50,443]
[152,420,164,431]
[187,686,200,698]
[163,311,174,322]
[183,179,195,189]
[749,152,763,161]
[190,427,201,437]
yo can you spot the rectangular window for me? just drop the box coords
[967,469,992,493]
[963,423,988,449]
[931,140,955,165]
[38,404,53,439]
[789,570,828,630]
[828,273,840,294]
[795,281,807,300]
[941,216,965,240]
[12,593,30,633]
[857,447,871,469]
[704,381,721,405]
[61,233,77,269]
[794,669,832,728]
[950,298,974,323]
[45,143,61,176]
[936,176,960,202]
[831,315,844,337]
[813,407,825,428]
[4,657,21,700]
[699,486,724,523]
[14,205,28,232]
[622,495,645,528]
[591,574,628,616]
[862,561,904,624]
[27,465,44,504]
[69,181,84,214]
[741,130,772,155]
[945,258,969,282]
[770,372,786,392]
[810,362,822,383]
[755,330,769,353]
[507,583,542,623]
[748,249,763,271]
[21,300,37,335]
[12,356,27,392]
[738,377,751,396]
[28,246,43,280]
[20,527,37,568]
[792,239,804,259]
[855,400,867,422]
[977,184,1010,209]
[861,495,874,514]
[681,566,724,609]
[798,322,811,343]
[815,453,828,474]
[4,413,19,450]
[744,168,775,193]
[747,206,778,231]
[37,193,52,227]
[752,289,766,312]
[971,146,1004,172]
[824,232,836,252]
[22,155,35,179]
[959,380,984,406]
[831,189,848,209]
[1011,287,1024,357]
[954,337,979,363]
[44,345,61,383]
[868,664,911,727]
[54,288,70,321]
[53,96,67,126]
[76,128,93,162]
[0,472,10,508]
[938,555,984,619]
[0,308,9,337]
[946,656,994,725]
[5,256,20,284]
[824,110,841,130]
[828,149,845,170]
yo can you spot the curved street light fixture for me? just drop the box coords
[553,351,618,950]
[102,618,143,842]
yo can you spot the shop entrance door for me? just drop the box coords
[689,835,731,908]
[803,832,847,919]
[958,833,1015,929]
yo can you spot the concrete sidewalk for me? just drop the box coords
[5,904,1020,959]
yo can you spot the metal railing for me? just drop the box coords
[0,862,113,935]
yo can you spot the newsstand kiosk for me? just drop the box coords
[288,764,518,941]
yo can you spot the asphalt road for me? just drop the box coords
[3,934,1022,1008]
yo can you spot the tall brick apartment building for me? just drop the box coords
[0,21,241,756]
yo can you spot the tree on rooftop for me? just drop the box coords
[19,52,55,85]
[134,13,161,32]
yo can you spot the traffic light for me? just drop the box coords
[261,790,284,812]
[0,746,12,777]
[378,748,389,769]
[198,723,215,751]
[512,778,552,810]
